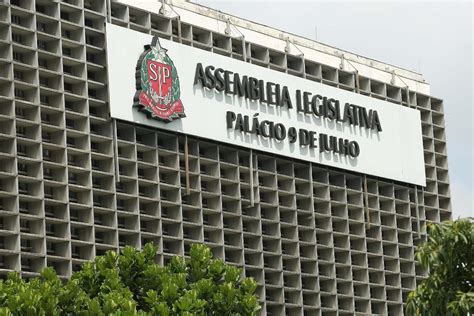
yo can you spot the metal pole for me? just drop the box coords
[242,37,247,62]
[414,185,421,238]
[184,135,190,195]
[106,0,111,23]
[406,86,412,108]
[177,16,182,44]
[354,70,360,94]
[112,118,120,183]
[364,175,370,229]
[301,54,306,79]
[249,149,254,206]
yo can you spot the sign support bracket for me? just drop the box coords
[354,70,361,94]
[223,18,247,62]
[364,174,370,229]
[249,149,254,206]
[284,36,305,78]
[343,56,361,94]
[414,185,421,239]
[112,118,120,183]
[106,0,111,23]
[184,135,190,196]
[158,0,182,43]
[405,86,416,109]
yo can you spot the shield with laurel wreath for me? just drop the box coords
[134,36,185,122]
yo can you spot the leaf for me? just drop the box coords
[0,243,260,315]
[407,218,474,315]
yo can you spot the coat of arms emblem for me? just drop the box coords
[134,36,185,122]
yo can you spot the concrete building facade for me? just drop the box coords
[0,0,451,315]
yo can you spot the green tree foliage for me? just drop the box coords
[407,218,474,315]
[0,244,260,315]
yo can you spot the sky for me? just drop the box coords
[193,0,473,219]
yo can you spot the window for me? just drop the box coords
[42,131,51,142]
[62,29,71,39]
[85,18,93,28]
[68,173,77,184]
[70,209,79,221]
[41,112,50,123]
[40,95,50,105]
[117,199,125,210]
[16,126,27,136]
[38,58,48,68]
[70,210,79,222]
[95,232,104,243]
[13,52,23,62]
[86,52,95,63]
[64,83,73,92]
[14,89,25,99]
[71,246,80,258]
[89,107,98,116]
[93,195,102,207]
[90,142,99,152]
[43,168,53,180]
[39,77,49,86]
[43,148,51,160]
[10,0,21,7]
[90,124,100,134]
[67,155,77,166]
[44,186,53,198]
[65,118,75,128]
[15,107,25,117]
[139,185,148,196]
[91,159,100,170]
[13,70,23,80]
[12,34,23,44]
[18,182,29,194]
[37,40,46,50]
[46,242,56,254]
[46,224,55,236]
[116,182,124,192]
[95,214,103,225]
[60,11,70,21]
[69,191,78,203]
[37,22,46,32]
[62,47,71,56]
[36,4,46,14]
[84,0,93,10]
[92,159,100,170]
[65,101,74,110]
[17,163,28,175]
[11,15,21,25]
[87,71,96,81]
[45,205,55,217]
[71,227,80,239]
[66,136,75,146]
[63,65,72,74]
[92,178,101,188]
[118,217,126,229]
[19,201,28,212]
[85,35,94,45]
[17,144,27,156]
[21,238,32,250]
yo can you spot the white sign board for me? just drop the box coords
[106,23,426,186]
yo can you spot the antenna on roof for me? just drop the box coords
[314,26,318,41]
